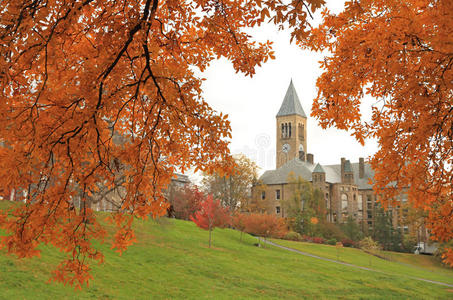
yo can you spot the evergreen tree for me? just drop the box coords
[373,206,402,251]
[341,216,364,242]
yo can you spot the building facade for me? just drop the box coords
[254,81,413,235]
[90,173,190,212]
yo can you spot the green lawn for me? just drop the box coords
[0,201,452,299]
[270,238,453,286]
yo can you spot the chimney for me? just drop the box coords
[307,153,314,165]
[359,157,365,178]
[341,157,345,182]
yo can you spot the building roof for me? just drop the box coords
[172,173,191,184]
[313,163,325,173]
[259,158,374,190]
[276,80,307,118]
[344,160,353,173]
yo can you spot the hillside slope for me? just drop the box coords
[271,238,453,286]
[0,202,451,299]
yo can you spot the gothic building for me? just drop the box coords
[254,80,411,234]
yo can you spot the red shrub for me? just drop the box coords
[312,237,325,244]
[341,238,356,248]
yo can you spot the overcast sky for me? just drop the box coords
[191,0,378,181]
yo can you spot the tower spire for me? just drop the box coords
[276,80,306,118]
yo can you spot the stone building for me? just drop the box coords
[254,80,413,234]
[90,173,190,212]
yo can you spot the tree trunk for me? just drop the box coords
[229,176,233,211]
[209,228,212,248]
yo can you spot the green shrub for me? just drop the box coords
[327,238,337,245]
[284,231,301,241]
[318,222,346,241]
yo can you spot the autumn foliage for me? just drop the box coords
[202,154,258,212]
[0,0,326,287]
[240,213,287,247]
[170,185,204,220]
[190,195,230,248]
[302,0,453,265]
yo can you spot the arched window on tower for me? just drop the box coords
[288,123,291,138]
[281,123,284,138]
[284,123,288,138]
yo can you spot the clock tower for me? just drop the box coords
[276,80,307,168]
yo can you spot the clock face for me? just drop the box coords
[282,143,290,153]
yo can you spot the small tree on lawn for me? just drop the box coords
[232,213,247,242]
[190,195,230,248]
[359,237,381,266]
[244,213,287,248]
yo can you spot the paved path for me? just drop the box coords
[263,239,453,288]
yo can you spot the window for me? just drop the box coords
[288,123,292,138]
[357,211,363,219]
[298,144,304,160]
[299,124,305,140]
[276,206,281,214]
[341,194,348,211]
[281,124,284,138]
[276,189,281,200]
[402,194,408,203]
[357,194,363,211]
[261,191,266,200]
[403,226,409,234]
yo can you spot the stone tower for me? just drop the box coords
[276,80,307,168]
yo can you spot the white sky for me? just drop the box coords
[189,0,378,182]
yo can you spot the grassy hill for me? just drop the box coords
[0,201,452,299]
[270,239,453,286]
